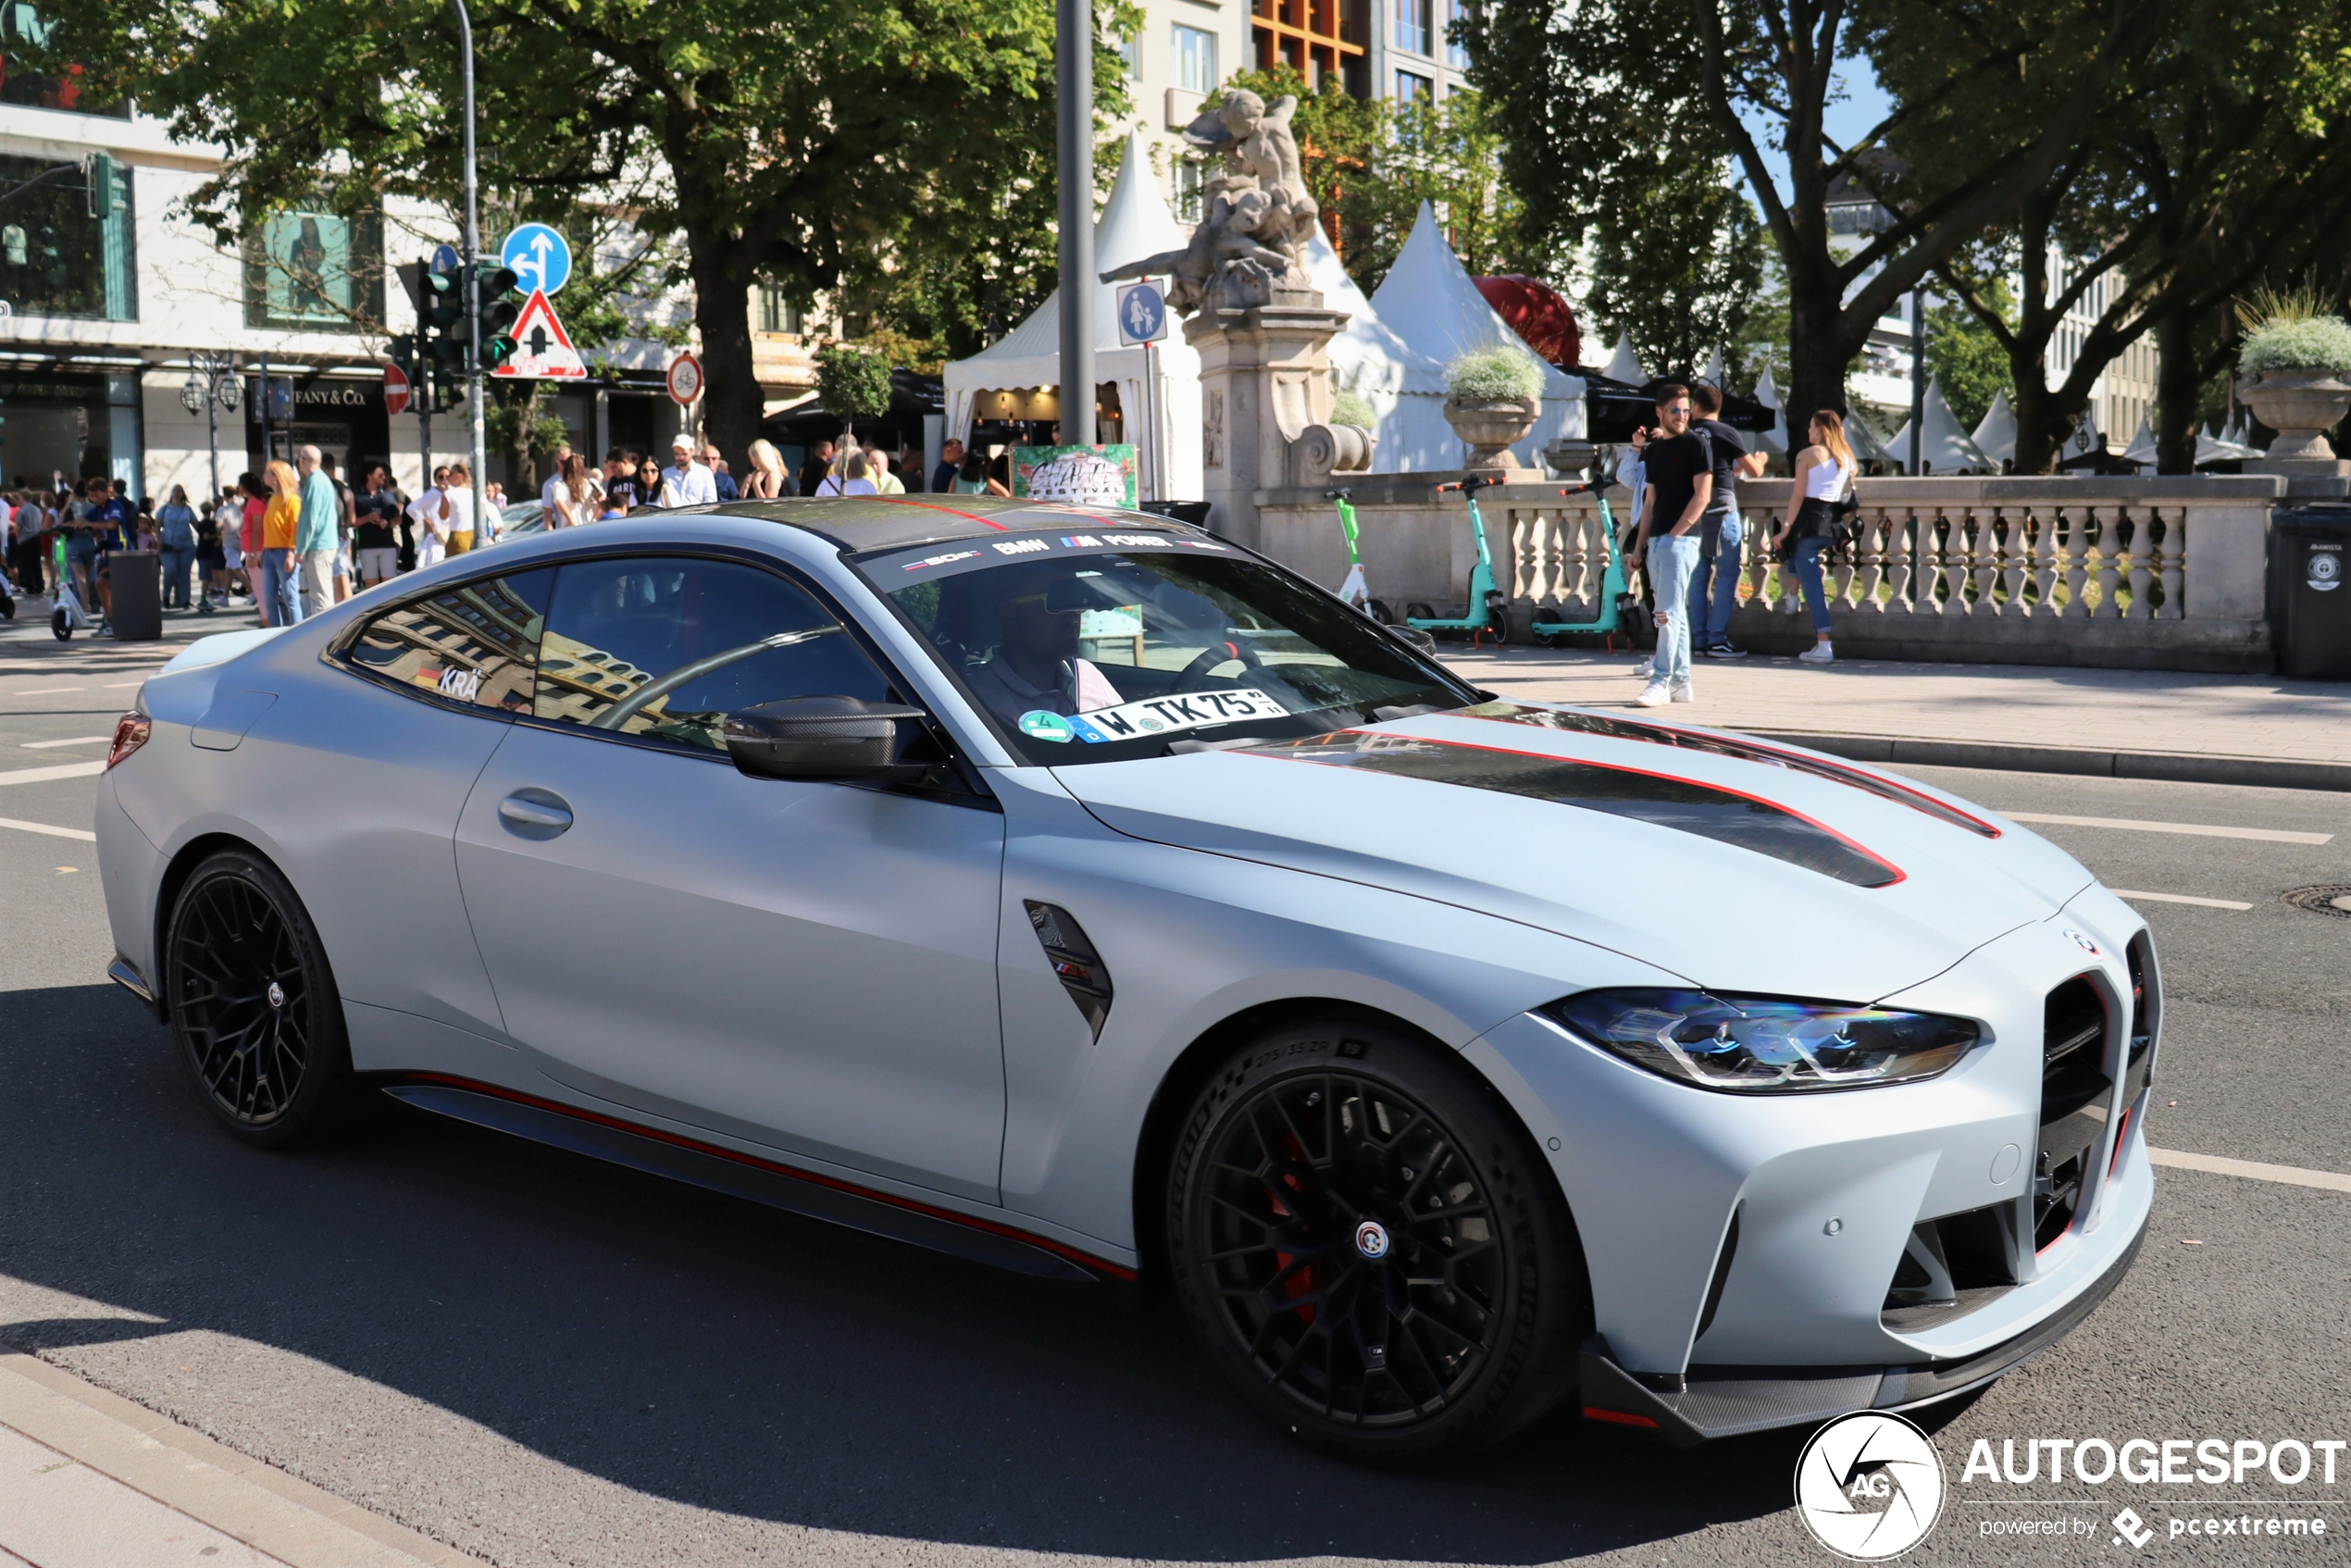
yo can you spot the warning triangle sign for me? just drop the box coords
[493,289,588,380]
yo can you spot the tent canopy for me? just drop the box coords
[1886,378,1995,472]
[1971,389,2017,467]
[1602,335,1647,385]
[1750,366,1787,456]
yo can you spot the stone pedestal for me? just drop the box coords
[1185,287,1348,550]
[2249,457,2351,500]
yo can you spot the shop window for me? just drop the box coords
[0,4,128,117]
[1173,24,1217,94]
[0,152,134,321]
[757,281,802,335]
[243,208,385,332]
[1252,0,1366,91]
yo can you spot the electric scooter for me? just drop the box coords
[1323,488,1392,623]
[49,536,93,641]
[1528,475,1634,649]
[1407,475,1512,646]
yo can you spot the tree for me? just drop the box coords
[1582,158,1770,381]
[1465,0,2171,424]
[1925,286,2013,430]
[46,0,1130,465]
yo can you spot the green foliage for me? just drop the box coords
[815,343,894,422]
[485,397,570,461]
[1446,346,1543,402]
[1582,160,1770,382]
[2240,317,2351,373]
[1927,286,2015,430]
[1330,390,1375,429]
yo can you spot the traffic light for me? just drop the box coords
[82,153,126,219]
[387,332,419,383]
[473,263,520,371]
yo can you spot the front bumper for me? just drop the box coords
[1466,894,2157,1436]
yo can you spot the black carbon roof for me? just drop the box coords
[716,495,1198,554]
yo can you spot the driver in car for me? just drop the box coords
[962,566,1127,728]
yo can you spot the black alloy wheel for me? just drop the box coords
[1167,1017,1586,1462]
[165,849,355,1148]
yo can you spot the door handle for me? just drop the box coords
[498,791,574,834]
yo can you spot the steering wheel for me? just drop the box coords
[1175,636,1264,691]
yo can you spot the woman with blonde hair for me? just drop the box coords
[742,439,789,499]
[436,462,478,554]
[553,453,600,528]
[1772,409,1857,665]
[260,458,305,626]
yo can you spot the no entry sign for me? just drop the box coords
[384,361,411,417]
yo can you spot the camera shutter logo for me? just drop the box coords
[1793,1412,1946,1560]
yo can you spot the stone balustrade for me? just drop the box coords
[1251,474,2287,673]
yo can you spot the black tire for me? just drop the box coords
[163,849,356,1149]
[52,607,69,641]
[1403,602,1437,623]
[1166,1016,1588,1462]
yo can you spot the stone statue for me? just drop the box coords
[1101,89,1320,314]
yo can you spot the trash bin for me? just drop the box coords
[1138,500,1213,529]
[108,551,163,641]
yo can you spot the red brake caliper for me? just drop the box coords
[1272,1131,1316,1326]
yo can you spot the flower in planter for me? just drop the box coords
[2236,285,2351,375]
[1445,345,1545,403]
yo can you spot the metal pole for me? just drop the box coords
[1055,0,1095,449]
[1909,283,1926,476]
[259,350,271,464]
[205,365,219,504]
[454,0,487,527]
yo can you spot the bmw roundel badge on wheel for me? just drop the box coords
[93,494,2157,1463]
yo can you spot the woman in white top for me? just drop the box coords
[552,454,601,528]
[437,463,479,554]
[814,452,878,497]
[741,439,790,499]
[1772,409,1857,665]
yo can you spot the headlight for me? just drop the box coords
[1543,989,1979,1093]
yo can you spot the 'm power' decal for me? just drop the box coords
[1243,730,1904,889]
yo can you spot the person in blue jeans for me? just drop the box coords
[1689,382,1771,658]
[156,484,200,608]
[1627,383,1713,706]
[1771,409,1857,665]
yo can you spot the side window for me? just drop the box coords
[534,556,892,753]
[342,569,554,714]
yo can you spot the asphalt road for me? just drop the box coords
[0,616,2345,1567]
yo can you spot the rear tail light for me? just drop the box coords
[106,711,151,769]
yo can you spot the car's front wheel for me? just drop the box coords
[1166,1016,1587,1462]
[164,849,356,1148]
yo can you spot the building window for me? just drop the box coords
[758,281,802,335]
[243,207,383,332]
[1394,0,1431,54]
[1396,69,1434,106]
[1173,158,1207,224]
[1447,0,1471,67]
[0,153,135,321]
[0,5,128,117]
[1120,30,1141,81]
[1173,24,1217,94]
[1254,0,1367,93]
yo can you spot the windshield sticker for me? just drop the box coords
[860,530,1204,581]
[1067,688,1289,744]
[901,549,983,573]
[1019,710,1076,742]
[1243,730,1904,889]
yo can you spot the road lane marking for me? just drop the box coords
[7,686,84,695]
[2110,889,2255,911]
[20,736,112,749]
[0,761,105,786]
[2003,811,2332,845]
[102,681,143,688]
[2150,1147,2351,1195]
[0,815,94,841]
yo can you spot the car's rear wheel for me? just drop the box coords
[1166,1016,1587,1462]
[164,849,355,1148]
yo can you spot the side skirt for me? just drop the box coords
[383,1075,1131,1285]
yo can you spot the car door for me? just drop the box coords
[453,551,1009,1202]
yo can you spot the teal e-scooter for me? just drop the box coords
[1407,474,1514,646]
[1528,475,1634,650]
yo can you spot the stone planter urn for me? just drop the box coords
[1443,395,1538,471]
[2237,370,2351,460]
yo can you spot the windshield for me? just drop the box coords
[857,530,1476,765]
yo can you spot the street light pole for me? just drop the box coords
[1055,0,1095,449]
[454,0,488,520]
[1909,283,1927,476]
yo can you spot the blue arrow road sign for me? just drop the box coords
[501,222,573,297]
[1117,280,1167,345]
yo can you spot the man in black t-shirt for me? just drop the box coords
[602,451,642,515]
[1629,382,1712,707]
[351,462,403,587]
[1689,381,1769,660]
[798,439,836,498]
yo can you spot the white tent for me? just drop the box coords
[1698,347,1724,385]
[1602,335,1647,386]
[1886,378,1995,472]
[1366,202,1586,469]
[1750,367,1788,456]
[1972,389,2017,468]
[1300,231,1449,473]
[2121,416,2159,468]
[1847,410,1896,467]
[942,131,1201,501]
[2198,421,2258,467]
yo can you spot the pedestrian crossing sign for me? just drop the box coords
[492,289,587,380]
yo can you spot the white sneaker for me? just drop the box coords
[1798,641,1835,664]
[1631,658,1654,678]
[1670,681,1695,703]
[1634,681,1673,707]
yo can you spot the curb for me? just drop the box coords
[1742,731,2351,795]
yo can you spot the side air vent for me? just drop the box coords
[1882,1201,2019,1331]
[2035,976,2113,1251]
[1025,901,1113,1040]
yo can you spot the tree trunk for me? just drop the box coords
[2153,307,2202,475]
[682,208,759,471]
[1784,253,1849,432]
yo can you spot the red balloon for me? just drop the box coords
[1473,274,1581,370]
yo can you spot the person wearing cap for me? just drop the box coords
[657,434,719,507]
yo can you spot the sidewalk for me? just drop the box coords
[0,1343,466,1568]
[1443,646,2351,791]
